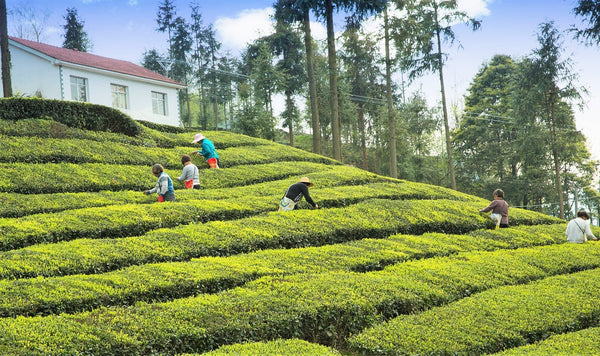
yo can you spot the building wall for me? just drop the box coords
[9,45,62,99]
[7,43,183,127]
[59,65,182,127]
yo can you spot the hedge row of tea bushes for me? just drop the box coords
[495,326,600,355]
[0,118,272,149]
[2,243,600,355]
[0,98,141,136]
[0,199,561,280]
[347,266,600,355]
[193,339,341,355]
[0,167,392,218]
[0,134,337,168]
[0,161,329,194]
[0,224,570,318]
[0,179,469,250]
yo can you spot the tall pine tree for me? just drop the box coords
[62,8,90,52]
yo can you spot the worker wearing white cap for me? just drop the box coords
[191,133,220,169]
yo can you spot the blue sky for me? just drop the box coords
[7,0,600,163]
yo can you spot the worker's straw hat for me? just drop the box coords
[299,176,314,187]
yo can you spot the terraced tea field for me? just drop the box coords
[1,112,598,355]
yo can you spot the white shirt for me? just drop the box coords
[565,217,596,243]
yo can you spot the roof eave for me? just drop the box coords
[54,60,187,89]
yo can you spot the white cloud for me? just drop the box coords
[214,8,275,54]
[457,0,492,18]
[214,7,327,55]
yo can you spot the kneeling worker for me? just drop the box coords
[279,177,319,211]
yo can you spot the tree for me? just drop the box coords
[383,5,397,178]
[313,0,387,161]
[141,49,169,75]
[1,0,11,97]
[8,4,49,42]
[527,22,588,219]
[389,0,480,190]
[62,8,91,52]
[273,0,322,154]
[339,25,382,170]
[398,92,440,183]
[453,42,596,217]
[268,16,305,147]
[170,16,192,126]
[156,0,176,51]
[572,0,600,45]
[454,55,520,196]
[190,2,210,127]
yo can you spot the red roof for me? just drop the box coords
[10,36,185,87]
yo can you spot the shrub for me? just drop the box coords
[0,199,561,279]
[496,326,600,355]
[0,98,140,136]
[0,224,573,318]
[2,244,600,355]
[197,339,342,355]
[347,266,600,355]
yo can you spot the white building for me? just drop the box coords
[6,36,186,127]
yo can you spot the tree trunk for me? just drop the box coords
[549,100,565,219]
[434,5,456,190]
[357,104,368,170]
[384,7,397,178]
[325,0,341,161]
[199,83,207,129]
[185,88,191,127]
[0,0,12,97]
[212,99,218,130]
[286,91,294,147]
[303,9,321,154]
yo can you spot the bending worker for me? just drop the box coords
[279,177,319,211]
[566,210,597,243]
[191,133,220,169]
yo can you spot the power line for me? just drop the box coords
[348,94,386,105]
[459,111,582,134]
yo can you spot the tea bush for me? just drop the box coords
[495,326,600,355]
[0,97,140,136]
[2,244,600,354]
[195,339,342,355]
[0,224,571,318]
[0,199,561,280]
[347,267,600,355]
[1,115,597,355]
[0,161,329,193]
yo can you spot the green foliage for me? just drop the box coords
[497,326,600,355]
[2,243,600,354]
[0,169,389,218]
[0,224,570,318]
[62,7,91,52]
[0,98,140,136]
[348,264,600,355]
[137,119,190,133]
[197,339,341,355]
[0,161,330,194]
[0,113,596,356]
[0,198,560,281]
[0,134,337,168]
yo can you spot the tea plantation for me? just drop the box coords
[1,102,599,355]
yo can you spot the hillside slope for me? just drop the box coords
[0,117,598,355]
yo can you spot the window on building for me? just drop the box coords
[111,84,129,109]
[152,91,168,115]
[70,76,88,102]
